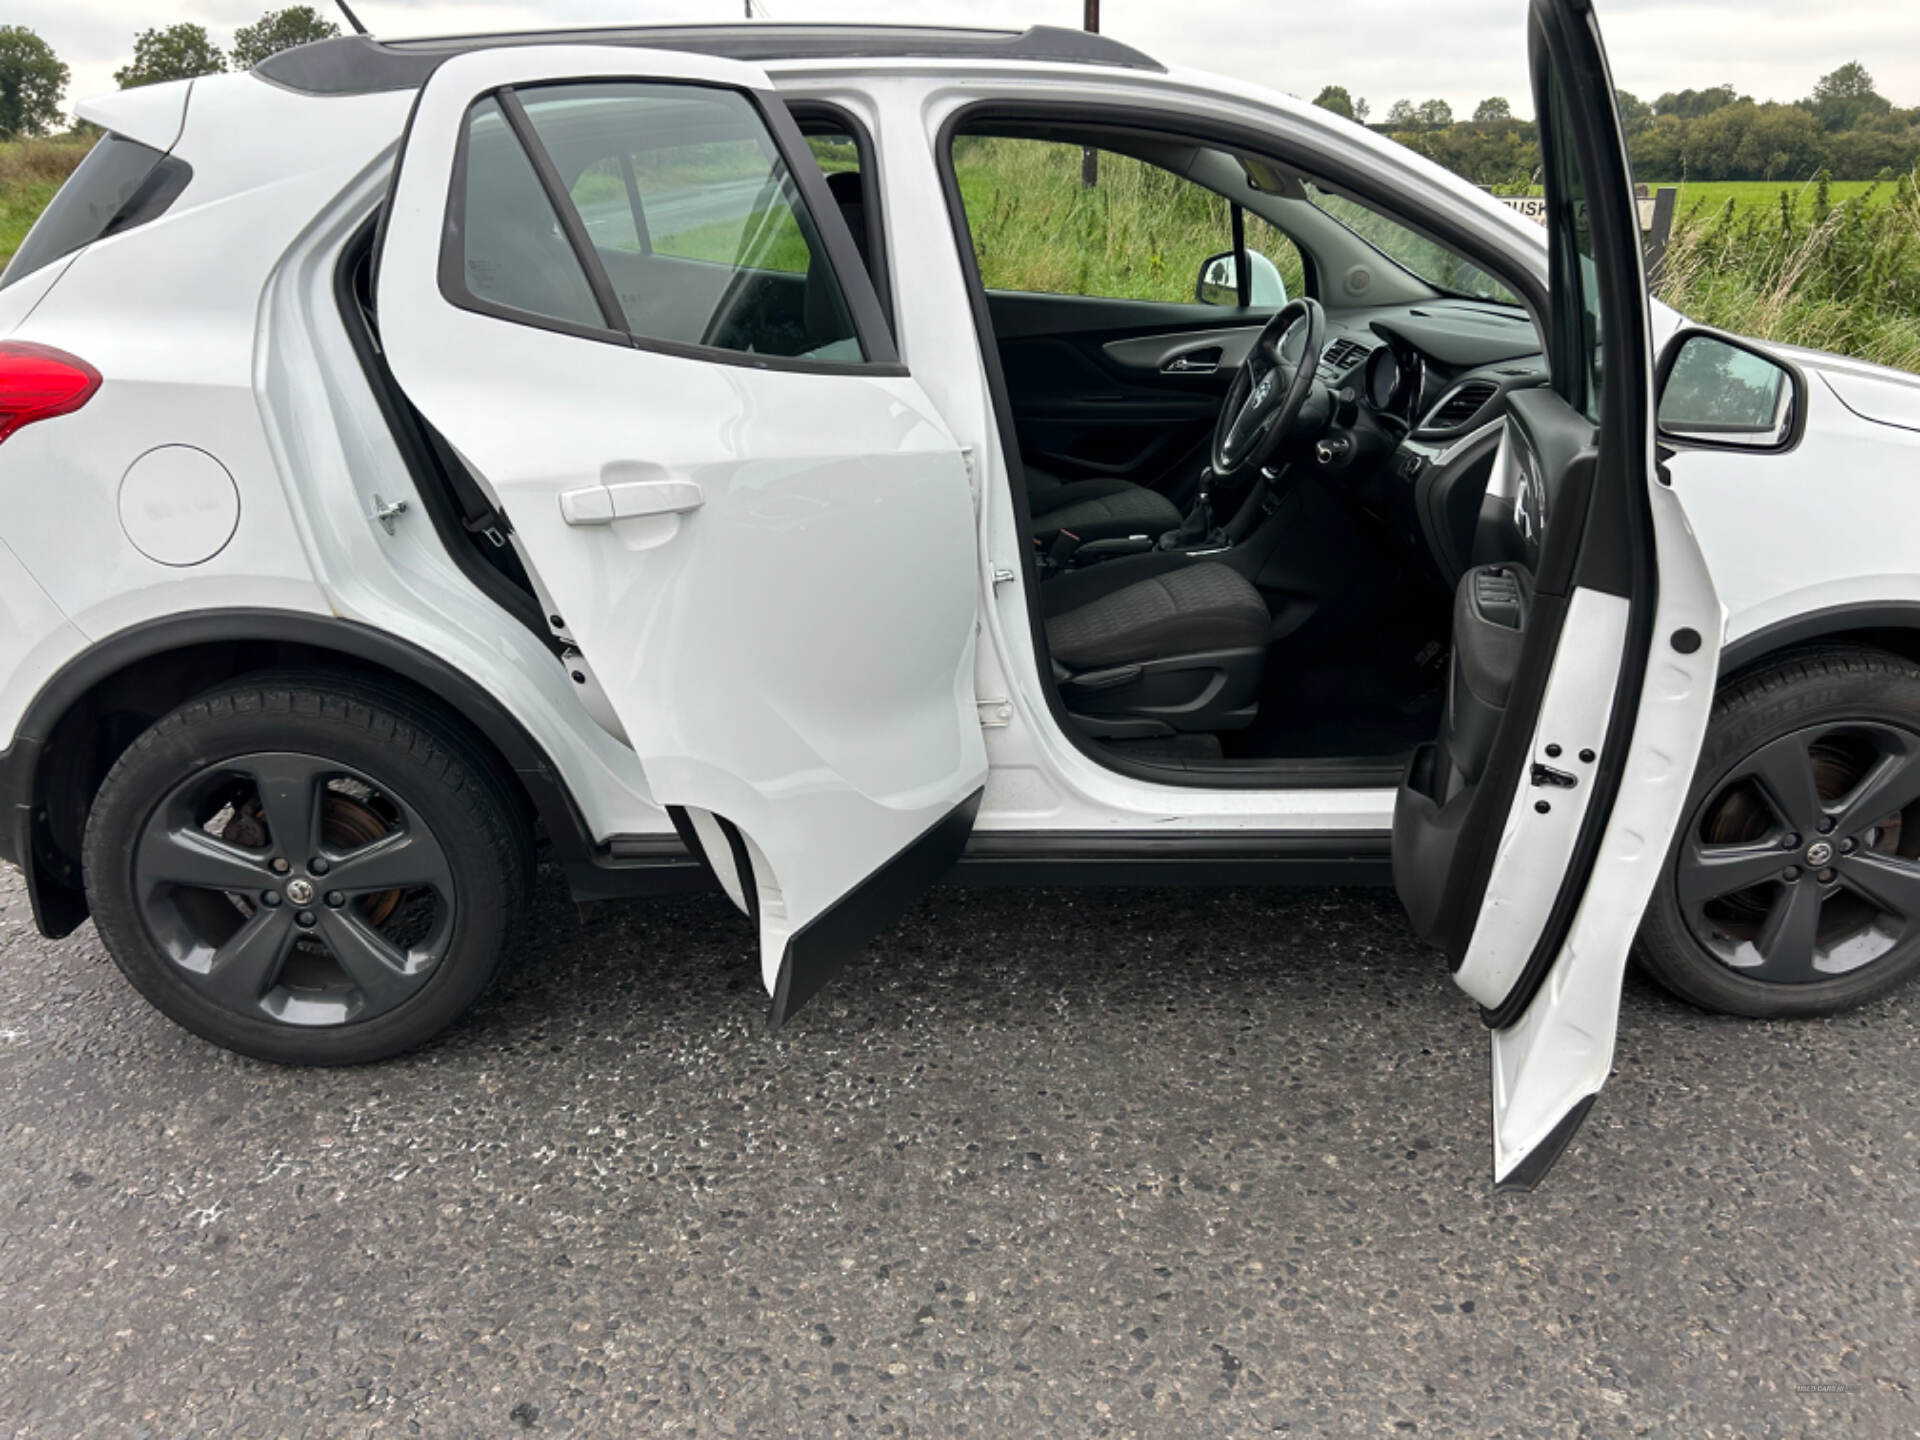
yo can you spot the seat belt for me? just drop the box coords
[421,422,511,549]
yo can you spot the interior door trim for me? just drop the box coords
[1102,326,1265,374]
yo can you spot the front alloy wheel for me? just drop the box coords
[1638,647,1920,1017]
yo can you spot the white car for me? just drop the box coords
[2,4,1916,1186]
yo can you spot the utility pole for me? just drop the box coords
[1081,0,1099,186]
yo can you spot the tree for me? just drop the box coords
[1807,61,1891,133]
[231,6,340,69]
[1615,88,1653,135]
[1417,98,1453,127]
[115,24,225,88]
[0,26,68,139]
[1654,84,1747,119]
[1385,98,1418,127]
[1472,96,1512,123]
[1352,96,1370,124]
[1312,84,1355,121]
[1734,103,1828,180]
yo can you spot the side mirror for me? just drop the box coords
[1195,250,1290,308]
[1655,328,1805,453]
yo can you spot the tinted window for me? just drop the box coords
[452,97,608,331]
[1302,183,1521,306]
[1542,76,1605,421]
[951,136,1306,304]
[1,135,187,291]
[516,82,861,363]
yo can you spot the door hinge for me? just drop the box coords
[977,698,1013,728]
[1530,761,1578,789]
[369,494,408,535]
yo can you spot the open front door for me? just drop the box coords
[1391,0,1724,1186]
[374,46,985,1025]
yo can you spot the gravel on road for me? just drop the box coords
[0,865,1915,1437]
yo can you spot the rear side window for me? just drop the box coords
[445,82,864,364]
[451,97,608,331]
[0,135,191,291]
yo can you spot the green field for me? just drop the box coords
[0,137,92,270]
[953,136,1308,304]
[1669,178,1897,216]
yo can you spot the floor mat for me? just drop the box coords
[1099,733,1225,763]
[1224,658,1444,761]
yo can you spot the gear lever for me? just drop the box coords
[1162,465,1217,550]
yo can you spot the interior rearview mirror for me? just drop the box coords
[1655,328,1804,452]
[1195,250,1290,308]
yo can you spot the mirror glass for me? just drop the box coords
[1195,251,1290,308]
[1658,334,1796,448]
[1196,252,1240,306]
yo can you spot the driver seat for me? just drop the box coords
[1025,465,1184,546]
[1043,562,1269,736]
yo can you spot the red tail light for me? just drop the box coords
[0,342,101,445]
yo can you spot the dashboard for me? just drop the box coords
[1307,298,1551,583]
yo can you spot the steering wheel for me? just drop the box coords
[1211,297,1326,479]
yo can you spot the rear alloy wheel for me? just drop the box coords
[84,676,529,1063]
[1637,647,1920,1017]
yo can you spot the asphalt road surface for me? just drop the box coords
[1,862,1915,1437]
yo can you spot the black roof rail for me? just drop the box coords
[255,24,1164,97]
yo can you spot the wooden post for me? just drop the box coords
[1645,186,1678,286]
[1082,0,1100,187]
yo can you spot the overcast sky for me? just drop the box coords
[22,0,1920,122]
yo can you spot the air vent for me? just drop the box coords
[1422,380,1498,431]
[1320,337,1371,373]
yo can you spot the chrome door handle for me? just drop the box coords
[1163,354,1219,374]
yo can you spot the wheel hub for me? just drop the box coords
[141,752,455,1027]
[1678,721,1920,984]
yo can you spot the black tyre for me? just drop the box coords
[1637,646,1920,1017]
[83,674,530,1064]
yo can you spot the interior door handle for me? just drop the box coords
[1163,351,1220,375]
[559,478,704,526]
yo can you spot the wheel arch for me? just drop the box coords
[1719,603,1920,683]
[0,609,598,938]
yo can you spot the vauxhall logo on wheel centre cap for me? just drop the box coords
[1804,840,1835,868]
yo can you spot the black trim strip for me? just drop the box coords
[255,26,1166,97]
[1230,202,1250,308]
[1493,1091,1595,1192]
[767,788,983,1029]
[495,86,630,332]
[571,826,1394,896]
[1719,602,1920,675]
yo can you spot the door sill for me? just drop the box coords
[1088,744,1410,791]
[569,828,1394,901]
